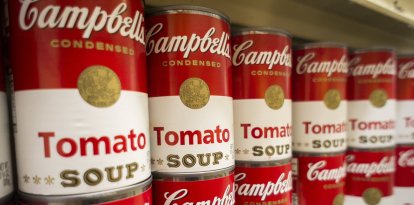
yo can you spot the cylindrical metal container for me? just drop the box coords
[235,160,292,204]
[395,144,414,205]
[345,148,395,205]
[292,152,346,205]
[232,27,292,162]
[348,48,397,149]
[18,178,152,205]
[9,0,150,195]
[146,6,234,173]
[292,43,348,153]
[152,167,234,205]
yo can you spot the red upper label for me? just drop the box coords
[395,145,414,187]
[146,13,231,97]
[9,0,147,92]
[235,163,292,204]
[152,172,235,205]
[293,154,346,205]
[348,51,397,100]
[232,33,291,99]
[346,149,395,197]
[397,56,414,100]
[292,47,348,101]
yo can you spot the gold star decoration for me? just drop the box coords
[45,176,54,185]
[235,149,241,155]
[243,149,249,154]
[33,175,41,185]
[141,165,146,172]
[304,143,309,147]
[225,154,229,160]
[157,158,164,165]
[23,175,30,183]
[151,158,155,165]
[297,142,302,146]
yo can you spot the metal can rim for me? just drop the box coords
[296,42,347,49]
[0,193,14,205]
[236,158,291,168]
[352,47,396,54]
[146,5,230,24]
[231,27,291,38]
[18,177,152,204]
[397,53,414,58]
[347,146,396,152]
[293,151,346,157]
[153,166,234,181]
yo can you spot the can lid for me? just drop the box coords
[153,166,234,181]
[146,5,230,23]
[231,27,291,38]
[352,46,396,54]
[398,52,414,58]
[236,158,291,168]
[296,42,347,49]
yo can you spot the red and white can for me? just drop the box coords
[394,144,414,204]
[18,177,152,205]
[9,0,150,195]
[396,54,414,144]
[152,167,234,205]
[292,43,348,153]
[345,148,395,205]
[146,6,234,173]
[235,160,292,204]
[348,48,397,149]
[232,27,292,162]
[292,153,346,205]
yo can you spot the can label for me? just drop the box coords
[232,32,292,161]
[348,51,396,148]
[102,186,152,205]
[292,46,348,153]
[146,10,233,173]
[394,145,414,204]
[152,172,235,205]
[345,149,395,205]
[9,0,150,195]
[292,154,346,205]
[235,163,292,204]
[397,56,414,144]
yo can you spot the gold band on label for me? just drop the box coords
[179,77,210,109]
[324,89,341,110]
[333,193,344,205]
[369,89,388,108]
[362,188,382,205]
[264,85,285,110]
[77,65,121,108]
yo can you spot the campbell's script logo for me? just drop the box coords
[398,149,414,167]
[398,60,414,79]
[163,185,234,205]
[296,53,348,77]
[18,0,145,45]
[346,155,395,177]
[235,171,292,201]
[146,23,230,58]
[306,160,346,183]
[349,57,396,78]
[232,40,291,69]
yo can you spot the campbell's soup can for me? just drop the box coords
[394,144,414,204]
[18,178,152,205]
[146,6,234,173]
[292,43,348,153]
[9,0,150,195]
[292,152,346,205]
[348,48,397,149]
[345,148,395,205]
[152,167,234,205]
[232,27,292,162]
[397,54,414,144]
[235,160,292,204]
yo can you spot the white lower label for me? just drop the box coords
[233,99,291,161]
[397,101,414,144]
[15,90,151,195]
[0,93,13,199]
[292,101,347,153]
[345,195,394,205]
[347,100,396,148]
[150,96,234,173]
[394,187,414,205]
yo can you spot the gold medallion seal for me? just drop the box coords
[362,188,382,205]
[77,65,121,108]
[369,89,388,108]
[179,77,210,109]
[264,85,285,110]
[324,89,341,110]
[333,193,344,205]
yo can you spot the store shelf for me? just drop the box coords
[146,0,414,53]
